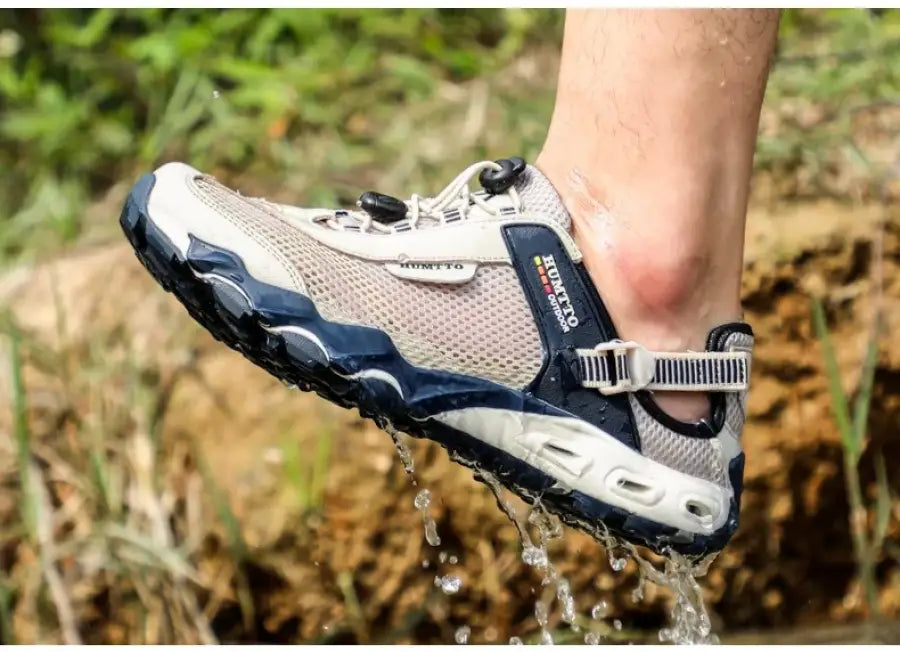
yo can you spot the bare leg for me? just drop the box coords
[537,9,779,420]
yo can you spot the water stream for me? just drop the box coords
[390,433,718,645]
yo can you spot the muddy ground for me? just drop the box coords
[0,188,898,642]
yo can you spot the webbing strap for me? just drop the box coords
[576,341,750,395]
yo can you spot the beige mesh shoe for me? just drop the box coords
[120,157,754,555]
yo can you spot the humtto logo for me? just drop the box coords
[533,255,579,332]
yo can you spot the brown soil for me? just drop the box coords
[0,196,897,644]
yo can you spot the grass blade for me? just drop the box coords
[194,446,255,634]
[0,577,15,644]
[311,426,333,510]
[810,297,857,459]
[852,316,881,451]
[873,450,891,550]
[9,328,37,541]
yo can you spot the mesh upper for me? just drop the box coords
[190,177,545,388]
[515,165,571,230]
[629,395,728,486]
[630,330,754,488]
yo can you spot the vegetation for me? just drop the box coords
[1,9,899,264]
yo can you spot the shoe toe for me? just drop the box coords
[145,162,307,295]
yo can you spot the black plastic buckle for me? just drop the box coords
[478,157,526,195]
[358,191,408,224]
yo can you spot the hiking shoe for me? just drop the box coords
[119,158,753,556]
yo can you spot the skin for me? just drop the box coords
[537,9,780,420]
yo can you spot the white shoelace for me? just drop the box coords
[330,160,523,233]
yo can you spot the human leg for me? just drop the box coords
[537,9,779,419]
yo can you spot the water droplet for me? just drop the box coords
[556,578,576,624]
[584,632,601,645]
[454,625,471,644]
[423,515,440,545]
[414,488,431,510]
[414,488,441,546]
[534,599,549,627]
[422,559,430,569]
[613,619,622,631]
[509,636,523,645]
[608,549,627,572]
[591,600,609,619]
[522,545,548,568]
[439,551,448,563]
[449,555,458,565]
[212,89,221,99]
[631,584,644,603]
[436,575,462,595]
[386,424,415,474]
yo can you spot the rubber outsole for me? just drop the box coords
[119,173,740,556]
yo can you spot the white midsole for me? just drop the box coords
[432,407,732,535]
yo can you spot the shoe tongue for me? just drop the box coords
[513,164,572,231]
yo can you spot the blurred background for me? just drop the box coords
[0,8,898,644]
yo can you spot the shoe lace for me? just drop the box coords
[334,160,523,233]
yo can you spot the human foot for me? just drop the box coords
[119,157,752,555]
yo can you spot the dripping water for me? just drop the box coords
[414,488,441,547]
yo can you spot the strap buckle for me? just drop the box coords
[592,340,655,395]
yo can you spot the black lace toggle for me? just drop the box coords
[478,156,526,194]
[358,191,408,224]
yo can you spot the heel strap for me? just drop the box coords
[576,340,751,395]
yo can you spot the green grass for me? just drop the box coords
[8,328,36,543]
[281,425,333,514]
[1,9,899,267]
[811,293,888,616]
[0,8,562,264]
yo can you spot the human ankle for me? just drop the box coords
[536,156,745,421]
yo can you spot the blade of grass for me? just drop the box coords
[281,438,309,512]
[337,570,369,643]
[194,446,255,635]
[810,297,857,460]
[310,426,333,510]
[852,317,881,450]
[873,450,891,550]
[9,328,37,541]
[811,297,878,615]
[0,576,15,644]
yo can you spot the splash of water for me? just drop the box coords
[653,551,718,644]
[480,473,588,645]
[454,625,471,644]
[384,423,415,475]
[413,488,441,547]
[521,544,547,568]
[618,542,719,644]
[508,636,524,645]
[591,599,610,620]
[583,631,602,645]
[435,574,462,595]
[387,427,719,645]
